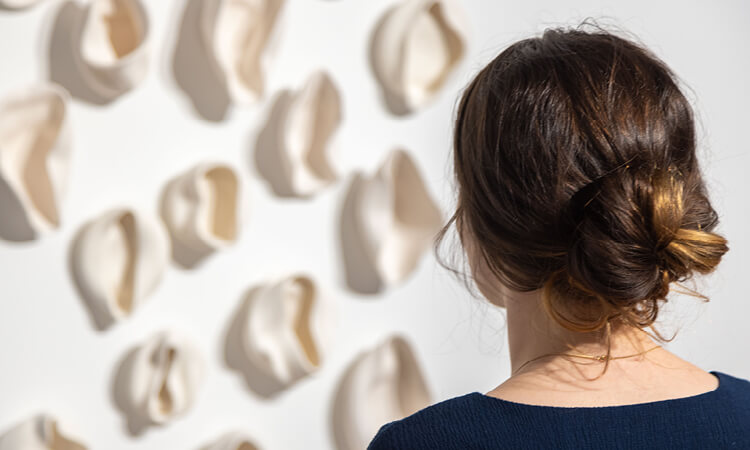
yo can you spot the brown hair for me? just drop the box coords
[435,22,729,368]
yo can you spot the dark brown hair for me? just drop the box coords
[435,23,729,363]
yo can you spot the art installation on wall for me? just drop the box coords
[77,0,150,99]
[238,274,335,388]
[71,208,170,329]
[343,148,443,292]
[200,0,287,104]
[114,331,205,430]
[160,162,240,268]
[0,0,44,10]
[202,431,260,450]
[255,70,342,198]
[331,334,432,450]
[0,83,71,240]
[0,414,87,450]
[370,0,468,115]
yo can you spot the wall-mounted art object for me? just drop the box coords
[71,208,170,330]
[116,330,205,429]
[370,0,467,115]
[0,414,87,450]
[238,274,335,389]
[254,71,342,198]
[200,0,286,104]
[0,0,44,9]
[342,149,443,292]
[332,335,432,450]
[77,0,150,98]
[160,162,240,268]
[202,431,260,450]
[0,83,71,241]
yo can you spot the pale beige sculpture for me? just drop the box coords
[371,0,468,114]
[73,208,170,327]
[200,0,286,104]
[241,274,335,387]
[0,0,45,9]
[203,431,260,450]
[333,335,432,450]
[278,71,342,197]
[78,0,150,98]
[124,330,205,425]
[0,83,72,235]
[0,414,87,450]
[354,149,443,286]
[161,162,240,255]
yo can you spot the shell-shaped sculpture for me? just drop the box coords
[161,162,240,254]
[73,208,170,327]
[125,330,205,425]
[0,84,71,235]
[279,71,342,197]
[241,274,334,386]
[78,0,150,97]
[200,0,286,104]
[333,335,432,450]
[355,149,443,286]
[0,0,45,9]
[0,414,87,450]
[204,431,260,450]
[371,0,467,114]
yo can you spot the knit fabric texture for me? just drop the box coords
[367,370,750,449]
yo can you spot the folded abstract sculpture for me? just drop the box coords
[78,0,150,98]
[0,0,44,9]
[333,335,432,450]
[161,162,240,256]
[0,83,72,236]
[204,431,260,450]
[353,149,443,286]
[0,414,87,450]
[123,330,205,425]
[371,0,467,114]
[200,0,286,104]
[240,274,334,387]
[72,208,170,328]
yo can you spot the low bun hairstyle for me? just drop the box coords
[436,24,729,345]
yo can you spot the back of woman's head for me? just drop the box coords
[439,23,729,335]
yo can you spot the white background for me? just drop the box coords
[0,0,748,448]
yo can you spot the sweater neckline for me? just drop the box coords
[472,370,725,410]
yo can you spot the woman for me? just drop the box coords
[368,24,750,449]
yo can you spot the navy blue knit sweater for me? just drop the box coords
[367,370,750,449]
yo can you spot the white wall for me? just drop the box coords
[0,0,748,448]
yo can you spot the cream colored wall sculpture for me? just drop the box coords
[240,274,335,387]
[122,330,205,426]
[0,414,87,450]
[332,335,432,450]
[0,0,44,9]
[161,162,240,265]
[71,208,170,329]
[371,0,467,115]
[78,0,150,98]
[203,431,260,450]
[0,83,72,237]
[200,0,286,104]
[353,148,443,287]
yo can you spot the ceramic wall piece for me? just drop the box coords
[354,149,443,286]
[73,208,170,327]
[0,414,87,450]
[125,330,205,425]
[204,431,260,450]
[78,0,150,98]
[371,0,467,114]
[161,162,240,254]
[0,83,71,235]
[0,0,44,9]
[241,274,335,387]
[278,71,342,197]
[200,0,286,104]
[333,335,431,450]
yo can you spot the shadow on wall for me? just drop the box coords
[0,174,35,242]
[68,222,113,331]
[223,286,287,399]
[367,4,411,117]
[253,89,297,198]
[110,346,152,436]
[171,0,230,122]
